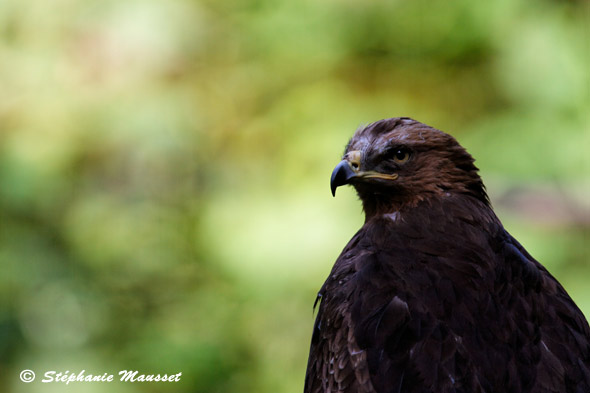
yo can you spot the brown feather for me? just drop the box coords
[304,118,590,393]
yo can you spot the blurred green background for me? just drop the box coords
[0,0,588,392]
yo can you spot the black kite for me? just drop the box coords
[304,118,590,393]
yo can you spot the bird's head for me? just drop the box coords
[331,117,489,218]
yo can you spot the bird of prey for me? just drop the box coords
[304,118,590,393]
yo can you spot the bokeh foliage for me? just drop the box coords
[0,0,588,392]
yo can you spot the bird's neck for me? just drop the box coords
[358,190,417,222]
[359,189,493,224]
[357,181,491,223]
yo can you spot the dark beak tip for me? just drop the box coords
[330,171,338,197]
[330,160,356,197]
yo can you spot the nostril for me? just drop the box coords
[351,162,359,170]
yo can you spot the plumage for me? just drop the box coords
[304,118,590,393]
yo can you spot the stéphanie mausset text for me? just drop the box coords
[42,370,182,384]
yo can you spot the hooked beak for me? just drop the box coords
[330,150,399,196]
[330,160,358,196]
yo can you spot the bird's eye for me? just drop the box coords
[392,149,410,164]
